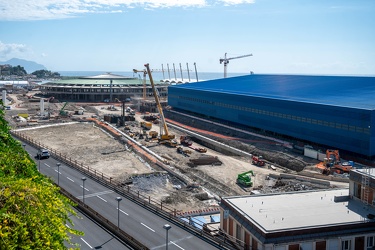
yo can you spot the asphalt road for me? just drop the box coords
[20,140,220,250]
[68,207,131,250]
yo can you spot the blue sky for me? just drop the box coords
[0,0,374,75]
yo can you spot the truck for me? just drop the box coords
[180,135,193,146]
[140,121,152,130]
[252,155,265,166]
[236,171,254,187]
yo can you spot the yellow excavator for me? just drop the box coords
[144,63,176,146]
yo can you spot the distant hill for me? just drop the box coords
[0,58,47,73]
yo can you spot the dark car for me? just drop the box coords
[36,149,50,159]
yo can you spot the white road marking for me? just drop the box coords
[65,224,70,228]
[117,208,128,215]
[79,185,89,191]
[45,164,51,168]
[150,236,192,250]
[170,241,184,249]
[54,169,61,174]
[141,222,155,232]
[81,238,93,249]
[80,190,113,198]
[67,177,74,182]
[96,195,107,202]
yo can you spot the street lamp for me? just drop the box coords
[163,224,171,250]
[115,197,122,229]
[56,162,61,185]
[22,144,26,150]
[81,177,86,203]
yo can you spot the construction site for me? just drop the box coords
[3,66,352,214]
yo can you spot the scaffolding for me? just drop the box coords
[362,167,370,206]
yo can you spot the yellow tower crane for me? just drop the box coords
[144,63,175,142]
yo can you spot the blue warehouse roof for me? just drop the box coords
[170,75,375,110]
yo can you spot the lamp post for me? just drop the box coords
[115,197,122,229]
[81,177,86,203]
[38,157,41,171]
[163,224,171,250]
[56,162,61,185]
[22,144,26,150]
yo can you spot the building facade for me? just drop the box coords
[220,187,375,250]
[40,73,169,102]
[168,75,375,158]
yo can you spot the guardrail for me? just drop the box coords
[11,130,241,250]
[60,187,149,250]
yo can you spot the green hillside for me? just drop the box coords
[0,103,82,249]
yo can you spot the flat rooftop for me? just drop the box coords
[355,167,375,178]
[171,75,375,110]
[223,189,374,233]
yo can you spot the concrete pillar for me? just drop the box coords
[40,98,45,115]
[2,90,6,105]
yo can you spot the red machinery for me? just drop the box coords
[252,155,265,166]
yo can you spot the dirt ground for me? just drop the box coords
[5,90,349,212]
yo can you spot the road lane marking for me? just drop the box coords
[170,241,184,249]
[150,236,192,249]
[96,195,107,202]
[54,169,61,174]
[45,164,51,168]
[117,208,128,215]
[80,190,113,198]
[81,238,93,249]
[141,222,155,232]
[79,185,89,191]
[65,224,70,228]
[67,177,74,182]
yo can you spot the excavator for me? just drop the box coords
[317,149,353,175]
[59,102,69,116]
[144,63,177,147]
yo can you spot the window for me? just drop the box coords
[368,236,375,250]
[342,239,351,250]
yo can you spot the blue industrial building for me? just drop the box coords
[168,75,375,158]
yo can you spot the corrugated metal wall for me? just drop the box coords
[168,87,375,157]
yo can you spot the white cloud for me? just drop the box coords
[0,41,28,59]
[0,0,254,21]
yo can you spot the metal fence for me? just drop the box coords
[11,130,242,250]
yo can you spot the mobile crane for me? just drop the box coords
[219,53,253,78]
[144,63,176,145]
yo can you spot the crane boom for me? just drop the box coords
[219,53,253,78]
[144,63,175,140]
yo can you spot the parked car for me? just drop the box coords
[36,149,50,159]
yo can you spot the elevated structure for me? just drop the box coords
[168,74,375,158]
[40,73,169,102]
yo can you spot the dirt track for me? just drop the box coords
[6,92,348,212]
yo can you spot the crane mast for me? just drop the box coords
[219,53,253,78]
[144,63,175,140]
[133,69,147,100]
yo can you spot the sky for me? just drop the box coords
[0,0,374,75]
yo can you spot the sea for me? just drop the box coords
[58,71,250,82]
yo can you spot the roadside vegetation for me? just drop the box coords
[0,102,82,249]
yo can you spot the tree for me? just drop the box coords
[5,65,27,76]
[0,102,82,249]
[32,70,60,78]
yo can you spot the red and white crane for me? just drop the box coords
[219,53,253,78]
